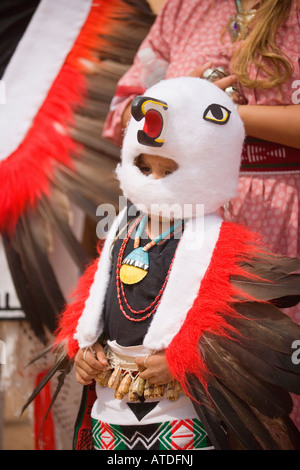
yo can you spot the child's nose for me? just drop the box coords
[152,170,164,180]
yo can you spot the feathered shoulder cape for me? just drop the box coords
[54,214,300,450]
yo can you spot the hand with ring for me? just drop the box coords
[135,350,174,386]
[188,61,246,106]
[75,342,108,385]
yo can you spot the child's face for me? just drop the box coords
[135,154,178,180]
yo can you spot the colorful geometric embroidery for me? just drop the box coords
[93,421,126,450]
[159,419,209,450]
[92,418,211,450]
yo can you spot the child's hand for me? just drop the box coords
[135,350,173,385]
[74,342,108,385]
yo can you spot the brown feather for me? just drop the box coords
[199,332,293,418]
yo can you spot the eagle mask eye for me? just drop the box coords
[203,103,231,125]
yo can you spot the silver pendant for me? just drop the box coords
[228,10,256,42]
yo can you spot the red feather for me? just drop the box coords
[0,0,130,235]
[166,222,266,397]
[0,64,85,235]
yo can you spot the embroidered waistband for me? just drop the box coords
[240,138,300,174]
[95,345,182,402]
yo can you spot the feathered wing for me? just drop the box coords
[3,0,154,446]
[166,222,300,450]
[21,247,103,431]
[1,0,154,342]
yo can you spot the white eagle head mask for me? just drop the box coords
[116,77,245,220]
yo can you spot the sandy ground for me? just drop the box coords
[2,392,34,450]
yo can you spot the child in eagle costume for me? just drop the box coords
[53,77,300,450]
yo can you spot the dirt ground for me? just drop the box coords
[2,393,34,450]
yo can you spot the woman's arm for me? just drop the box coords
[103,0,174,145]
[239,103,300,149]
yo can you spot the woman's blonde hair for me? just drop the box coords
[229,0,296,89]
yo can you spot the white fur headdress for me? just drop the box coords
[116,77,245,220]
[75,77,245,349]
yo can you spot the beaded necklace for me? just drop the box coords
[116,214,183,322]
[119,214,183,285]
